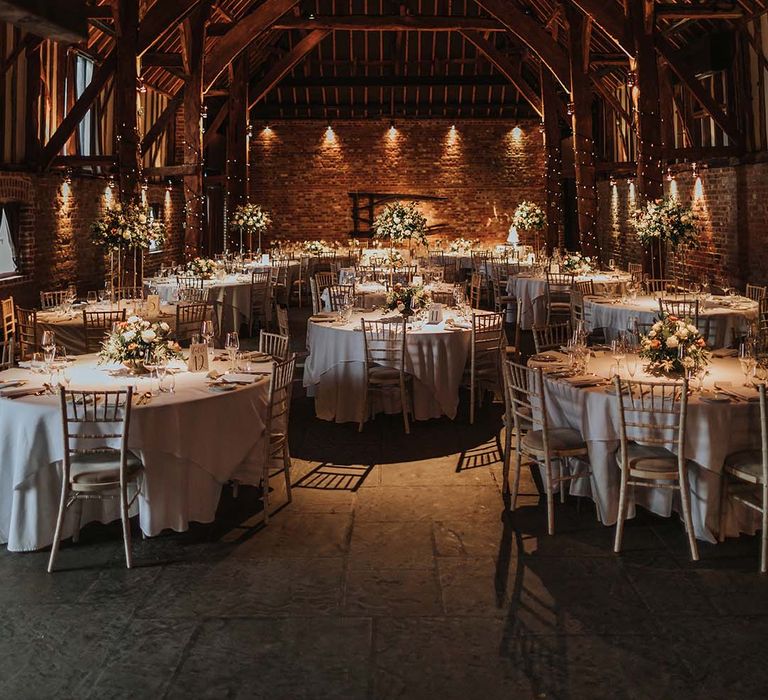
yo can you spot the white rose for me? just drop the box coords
[159,322,169,332]
[397,302,405,311]
[122,330,136,341]
[127,315,140,323]
[677,329,688,339]
[666,336,679,349]
[141,329,156,342]
[648,331,656,338]
[687,324,697,335]
[138,214,147,224]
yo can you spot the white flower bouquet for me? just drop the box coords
[561,253,595,275]
[512,201,546,231]
[230,203,271,236]
[639,313,710,377]
[373,201,428,247]
[385,250,406,268]
[633,197,699,249]
[384,283,431,317]
[99,315,182,366]
[186,257,217,278]
[302,240,332,255]
[92,203,165,250]
[448,238,477,254]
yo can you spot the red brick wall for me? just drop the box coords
[595,160,768,287]
[0,172,185,308]
[249,118,546,246]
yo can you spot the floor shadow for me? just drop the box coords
[294,462,375,491]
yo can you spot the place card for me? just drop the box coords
[427,303,444,324]
[412,274,423,286]
[261,254,270,265]
[187,342,209,373]
[145,294,160,316]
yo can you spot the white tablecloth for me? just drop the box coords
[303,310,473,422]
[508,272,631,329]
[37,302,179,355]
[147,275,252,335]
[585,295,758,347]
[0,355,271,551]
[535,354,762,543]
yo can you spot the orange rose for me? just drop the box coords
[668,315,678,322]
[697,338,705,347]
[650,339,661,349]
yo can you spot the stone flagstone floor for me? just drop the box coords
[1,313,767,698]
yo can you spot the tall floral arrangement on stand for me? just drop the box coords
[511,201,546,254]
[230,203,271,254]
[92,203,165,292]
[372,201,428,252]
[632,196,699,279]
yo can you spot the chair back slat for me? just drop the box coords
[0,338,14,369]
[1,296,14,341]
[533,321,572,354]
[362,317,407,370]
[83,309,126,354]
[327,284,354,312]
[259,331,289,360]
[40,290,68,309]
[175,302,210,344]
[15,306,37,360]
[176,276,204,289]
[113,286,145,301]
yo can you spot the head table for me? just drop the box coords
[37,301,180,355]
[529,351,763,543]
[145,274,252,336]
[508,271,632,329]
[304,308,488,423]
[0,354,273,552]
[585,294,758,347]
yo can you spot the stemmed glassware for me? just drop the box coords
[200,320,214,356]
[611,334,628,377]
[739,342,757,387]
[225,331,240,372]
[41,331,56,369]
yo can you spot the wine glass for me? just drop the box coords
[41,331,56,368]
[156,358,168,392]
[611,335,627,373]
[626,354,638,379]
[98,288,108,303]
[739,342,757,387]
[86,291,98,305]
[225,331,240,371]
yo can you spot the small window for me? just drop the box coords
[148,203,163,254]
[0,204,21,278]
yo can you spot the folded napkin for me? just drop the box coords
[0,387,41,399]
[445,318,471,329]
[0,379,26,390]
[222,373,259,384]
[714,382,759,402]
[309,315,336,323]
[712,348,738,358]
[563,375,604,387]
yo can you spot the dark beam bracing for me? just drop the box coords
[0,0,87,43]
[272,16,506,31]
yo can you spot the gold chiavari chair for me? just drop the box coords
[2,296,15,340]
[40,290,68,309]
[177,286,208,303]
[545,271,574,324]
[175,301,210,345]
[176,276,204,290]
[113,286,145,301]
[644,278,673,295]
[259,331,289,361]
[462,311,504,424]
[314,271,336,296]
[250,270,271,335]
[746,283,767,302]
[628,262,644,282]
[327,284,354,312]
[468,273,484,309]
[613,376,698,561]
[532,320,572,354]
[15,307,38,360]
[359,317,412,434]
[83,309,126,353]
[275,304,289,338]
[48,386,144,571]
[309,277,321,315]
[502,361,594,534]
[261,354,297,523]
[291,256,309,308]
[659,297,699,325]
[575,279,596,298]
[719,382,768,573]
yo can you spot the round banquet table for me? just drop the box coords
[585,295,758,347]
[36,301,180,355]
[529,352,763,543]
[146,274,252,335]
[508,271,632,329]
[303,309,477,422]
[0,354,272,552]
[319,282,388,311]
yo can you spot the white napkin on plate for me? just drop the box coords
[222,373,259,384]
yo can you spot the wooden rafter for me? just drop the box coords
[567,0,634,57]
[272,16,506,31]
[203,0,300,91]
[248,29,330,110]
[460,30,543,117]
[0,0,87,43]
[474,0,571,89]
[141,93,182,153]
[137,0,204,56]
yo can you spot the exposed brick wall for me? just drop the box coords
[0,171,185,308]
[595,160,768,287]
[249,118,546,247]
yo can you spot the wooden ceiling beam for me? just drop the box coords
[474,0,571,89]
[0,0,87,43]
[137,0,204,56]
[143,52,184,68]
[655,6,742,21]
[272,16,506,31]
[141,93,182,153]
[656,33,741,145]
[590,52,628,66]
[248,29,330,110]
[203,0,300,91]
[273,75,519,88]
[459,30,542,117]
[567,0,634,57]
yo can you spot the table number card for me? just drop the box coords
[261,254,270,265]
[550,264,560,274]
[412,275,423,286]
[428,303,444,324]
[187,342,209,373]
[145,294,160,316]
